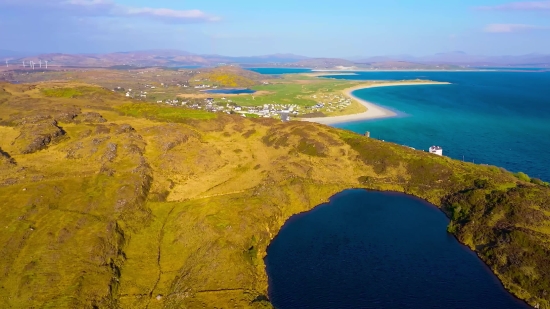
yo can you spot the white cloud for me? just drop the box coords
[483,23,546,33]
[0,0,219,52]
[476,1,550,11]
[0,0,220,23]
[123,7,221,22]
[64,0,113,5]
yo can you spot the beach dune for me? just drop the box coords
[301,81,451,125]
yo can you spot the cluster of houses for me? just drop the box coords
[150,92,355,120]
[194,84,217,89]
[309,94,352,112]
[152,97,296,121]
[124,88,150,99]
[116,79,354,121]
[234,103,298,119]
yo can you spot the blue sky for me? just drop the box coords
[0,0,549,56]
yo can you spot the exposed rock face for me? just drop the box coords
[14,120,66,154]
[115,123,134,134]
[52,107,80,123]
[0,147,15,167]
[102,143,118,162]
[77,112,107,123]
[94,124,111,135]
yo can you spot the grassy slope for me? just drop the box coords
[192,67,261,88]
[0,82,549,308]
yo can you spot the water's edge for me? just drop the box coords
[262,188,534,309]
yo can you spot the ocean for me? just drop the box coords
[251,69,550,181]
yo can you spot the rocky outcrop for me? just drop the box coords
[76,112,107,123]
[14,120,66,154]
[0,147,15,167]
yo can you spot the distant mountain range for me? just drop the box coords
[1,50,549,69]
[1,50,311,68]
[353,51,550,67]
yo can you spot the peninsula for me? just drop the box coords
[301,81,451,124]
[0,80,549,309]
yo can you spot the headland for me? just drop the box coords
[301,81,451,125]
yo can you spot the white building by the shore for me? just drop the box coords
[429,146,443,156]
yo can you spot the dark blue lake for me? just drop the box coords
[265,190,531,309]
[204,88,256,94]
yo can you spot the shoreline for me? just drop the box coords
[311,69,493,72]
[300,81,451,125]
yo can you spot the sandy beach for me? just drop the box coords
[301,81,450,125]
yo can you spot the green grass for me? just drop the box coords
[41,86,112,98]
[42,88,83,98]
[2,81,550,309]
[229,77,357,107]
[117,103,217,122]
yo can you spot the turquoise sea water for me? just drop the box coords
[326,71,550,181]
[251,69,550,181]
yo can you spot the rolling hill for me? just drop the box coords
[0,81,549,308]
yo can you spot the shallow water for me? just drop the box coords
[265,190,531,309]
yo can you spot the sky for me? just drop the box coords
[0,0,549,57]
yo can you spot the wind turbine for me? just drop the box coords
[22,60,26,68]
[45,60,48,69]
[39,60,42,69]
[5,59,8,68]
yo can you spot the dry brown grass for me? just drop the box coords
[0,81,549,309]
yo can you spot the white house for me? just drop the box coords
[280,110,290,122]
[429,146,443,156]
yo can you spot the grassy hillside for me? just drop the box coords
[0,82,549,308]
[192,66,262,88]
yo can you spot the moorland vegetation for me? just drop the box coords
[0,80,549,309]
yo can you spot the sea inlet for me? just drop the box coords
[265,189,531,309]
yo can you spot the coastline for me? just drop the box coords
[311,69,493,72]
[300,81,451,125]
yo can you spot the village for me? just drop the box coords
[124,91,356,121]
